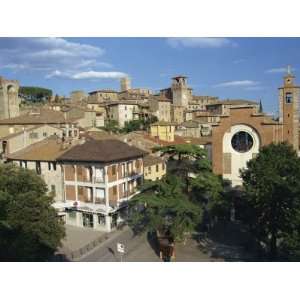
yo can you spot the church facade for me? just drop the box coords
[211,70,300,186]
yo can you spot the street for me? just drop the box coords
[79,227,219,262]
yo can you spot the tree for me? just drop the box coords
[103,120,120,133]
[121,116,159,134]
[240,142,300,260]
[19,86,53,102]
[0,164,65,261]
[129,175,202,241]
[153,144,208,192]
[122,120,143,133]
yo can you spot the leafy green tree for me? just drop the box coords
[0,164,65,261]
[121,116,158,133]
[122,120,143,133]
[153,144,208,192]
[103,120,120,133]
[129,175,202,241]
[240,142,300,260]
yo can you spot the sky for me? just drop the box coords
[0,37,300,115]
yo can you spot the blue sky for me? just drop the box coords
[0,37,300,114]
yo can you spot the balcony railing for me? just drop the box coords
[94,176,105,183]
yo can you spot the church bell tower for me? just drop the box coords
[278,66,300,151]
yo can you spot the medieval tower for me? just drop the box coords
[278,66,300,151]
[120,77,131,92]
[0,76,20,120]
[171,75,191,107]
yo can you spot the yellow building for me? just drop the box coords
[150,121,175,142]
[143,155,166,181]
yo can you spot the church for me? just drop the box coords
[211,68,300,186]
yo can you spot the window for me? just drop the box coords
[53,162,57,171]
[43,132,47,137]
[95,188,105,204]
[231,131,254,153]
[286,92,293,103]
[112,165,116,175]
[148,166,151,174]
[29,132,38,139]
[2,141,7,153]
[162,163,165,170]
[78,186,84,196]
[48,162,51,170]
[98,215,106,225]
[36,162,41,175]
[156,164,159,172]
[135,160,140,169]
[113,186,117,195]
[51,185,56,196]
[95,167,104,182]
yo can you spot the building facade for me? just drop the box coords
[57,139,146,232]
[211,71,299,186]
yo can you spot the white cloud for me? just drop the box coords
[167,37,237,48]
[47,70,127,80]
[72,71,127,80]
[265,67,295,74]
[0,38,122,80]
[214,80,259,88]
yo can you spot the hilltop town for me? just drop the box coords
[0,69,299,261]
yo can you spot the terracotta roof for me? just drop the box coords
[143,155,165,167]
[0,108,73,125]
[88,89,118,95]
[207,99,258,106]
[57,139,147,163]
[6,136,73,162]
[149,95,172,102]
[180,121,200,128]
[0,125,43,140]
[106,101,139,106]
[142,133,211,146]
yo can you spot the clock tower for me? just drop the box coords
[278,66,300,151]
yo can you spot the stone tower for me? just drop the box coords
[120,77,131,92]
[171,75,191,107]
[278,66,300,151]
[0,76,20,120]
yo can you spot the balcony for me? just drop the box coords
[94,176,105,184]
